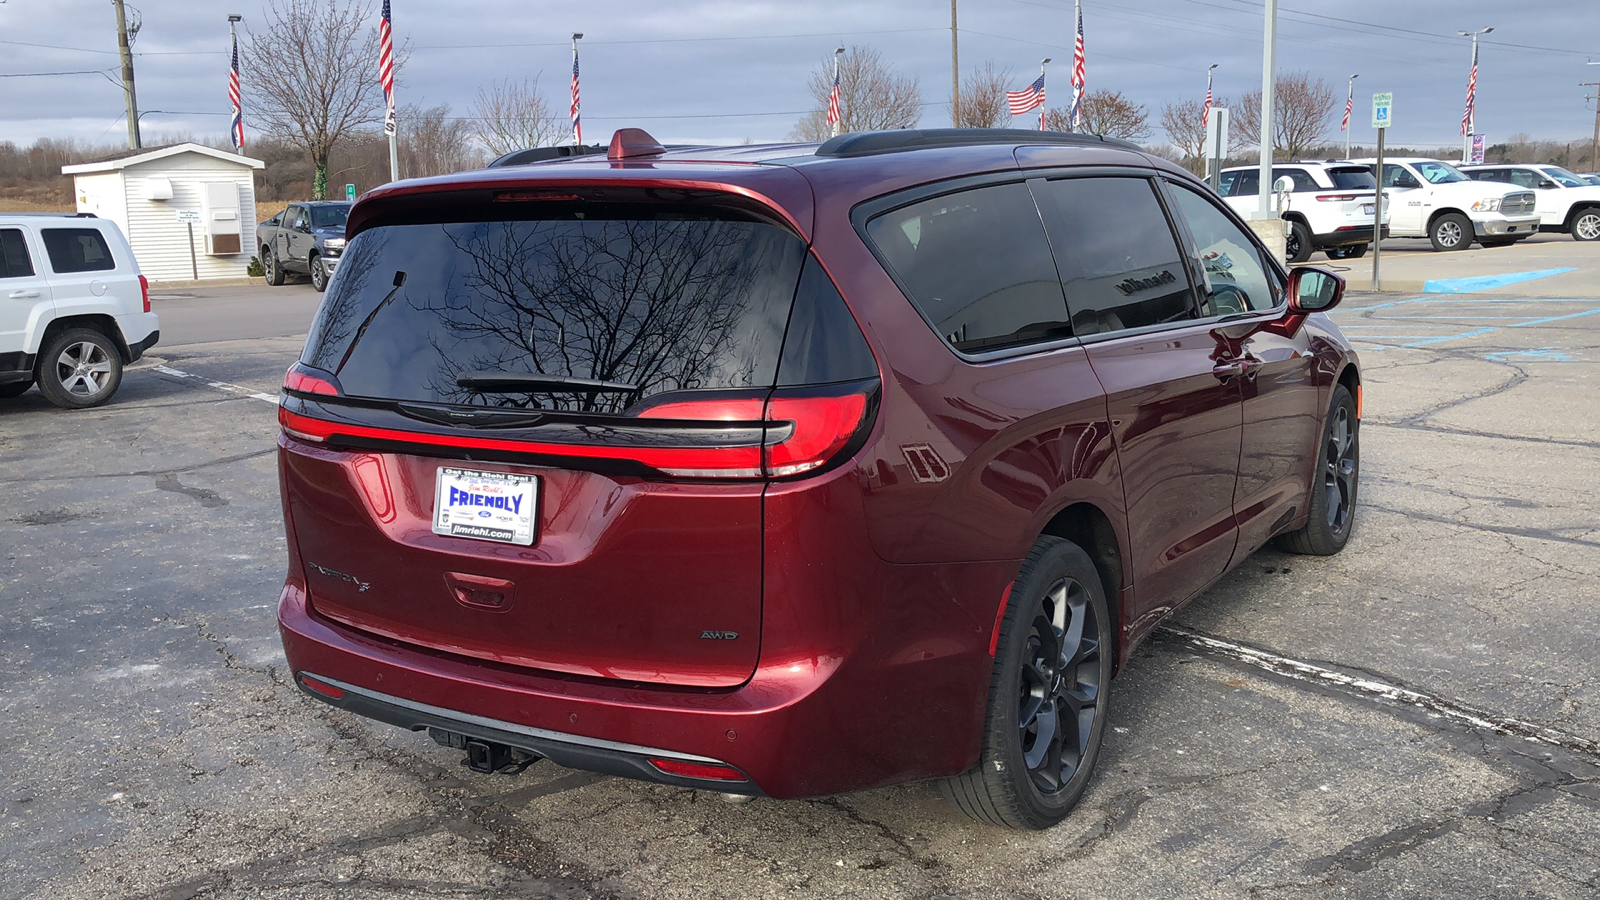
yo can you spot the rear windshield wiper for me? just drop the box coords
[455,372,641,394]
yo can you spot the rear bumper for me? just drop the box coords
[1316,224,1388,247]
[295,670,764,795]
[1475,215,1540,237]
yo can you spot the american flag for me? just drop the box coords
[1202,84,1212,128]
[826,64,842,134]
[228,30,244,150]
[1341,84,1353,133]
[378,0,395,136]
[1007,74,1046,117]
[571,44,582,145]
[1461,41,1477,135]
[1069,3,1085,130]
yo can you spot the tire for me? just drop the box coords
[310,253,328,292]
[940,537,1113,830]
[36,328,123,410]
[1325,244,1367,260]
[0,379,32,399]
[1428,213,1472,252]
[1274,383,1359,555]
[264,246,285,286]
[1285,219,1314,263]
[1569,207,1600,241]
[1479,237,1517,248]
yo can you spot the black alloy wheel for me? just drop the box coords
[1275,383,1359,555]
[1286,219,1313,263]
[941,537,1113,829]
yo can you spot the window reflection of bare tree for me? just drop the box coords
[303,229,388,373]
[419,217,781,412]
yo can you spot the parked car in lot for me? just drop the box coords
[256,201,350,292]
[0,213,158,408]
[1459,164,1600,241]
[276,127,1361,830]
[1348,157,1539,250]
[1217,162,1389,262]
[1579,173,1600,187]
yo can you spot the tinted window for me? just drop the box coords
[1167,183,1278,316]
[0,229,34,279]
[1466,170,1503,182]
[1327,167,1377,190]
[866,182,1068,353]
[1034,176,1195,334]
[1274,168,1320,193]
[311,204,351,228]
[42,228,115,274]
[303,205,807,412]
[776,255,877,386]
[1217,170,1244,196]
[1226,170,1259,197]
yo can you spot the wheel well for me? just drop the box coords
[1564,204,1600,227]
[1040,503,1124,652]
[1282,212,1309,227]
[1337,362,1360,402]
[1427,208,1467,228]
[38,314,130,364]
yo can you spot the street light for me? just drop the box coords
[1458,26,1492,164]
[833,47,845,137]
[1345,73,1358,160]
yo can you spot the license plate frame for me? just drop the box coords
[432,466,538,546]
[1362,204,1375,216]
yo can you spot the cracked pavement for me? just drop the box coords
[2,284,1598,898]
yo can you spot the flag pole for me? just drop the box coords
[1457,27,1492,164]
[227,15,243,155]
[1070,0,1083,132]
[832,46,845,137]
[571,33,584,146]
[1344,73,1358,160]
[1040,58,1050,131]
[379,0,398,183]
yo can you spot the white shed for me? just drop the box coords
[63,143,264,282]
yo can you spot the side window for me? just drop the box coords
[1033,176,1196,334]
[1509,170,1540,189]
[1217,170,1241,196]
[1166,184,1279,316]
[41,228,116,274]
[1273,169,1320,193]
[291,207,309,230]
[1229,169,1260,197]
[0,229,35,279]
[1380,165,1415,188]
[268,209,284,226]
[865,182,1070,353]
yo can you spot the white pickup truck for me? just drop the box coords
[1459,164,1600,241]
[1349,157,1539,251]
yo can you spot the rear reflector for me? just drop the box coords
[300,674,345,700]
[648,758,748,782]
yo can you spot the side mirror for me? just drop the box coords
[1288,267,1345,314]
[1273,176,1295,194]
[1539,181,1559,190]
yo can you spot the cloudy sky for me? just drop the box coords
[1,0,1595,152]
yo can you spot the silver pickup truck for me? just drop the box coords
[256,201,351,292]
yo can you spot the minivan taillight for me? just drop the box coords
[138,275,150,313]
[640,385,874,479]
[283,363,341,396]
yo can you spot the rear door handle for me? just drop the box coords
[8,290,41,300]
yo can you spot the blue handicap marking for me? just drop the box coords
[1483,348,1574,363]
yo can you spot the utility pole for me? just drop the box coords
[950,0,959,127]
[111,0,141,150]
[1587,62,1600,172]
[1255,0,1277,219]
[1458,26,1492,165]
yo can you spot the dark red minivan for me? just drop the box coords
[277,128,1360,829]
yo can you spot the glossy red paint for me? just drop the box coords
[277,131,1359,800]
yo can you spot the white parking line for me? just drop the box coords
[151,364,279,405]
[1161,626,1599,758]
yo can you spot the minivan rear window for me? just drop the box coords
[302,204,808,413]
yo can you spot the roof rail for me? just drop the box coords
[814,128,1142,158]
[0,211,97,218]
[486,144,607,168]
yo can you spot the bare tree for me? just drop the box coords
[790,46,921,141]
[1161,98,1213,174]
[1232,72,1337,159]
[471,78,557,156]
[956,63,1010,128]
[242,0,395,199]
[1047,90,1149,140]
[400,104,481,178]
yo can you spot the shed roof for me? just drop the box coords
[62,141,264,175]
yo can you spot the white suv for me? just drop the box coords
[1218,162,1389,262]
[1349,157,1540,251]
[1459,164,1600,241]
[0,214,159,408]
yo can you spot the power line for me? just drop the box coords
[0,69,115,78]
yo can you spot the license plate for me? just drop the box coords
[1362,204,1375,215]
[433,467,537,545]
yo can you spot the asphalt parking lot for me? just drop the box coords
[3,279,1598,899]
